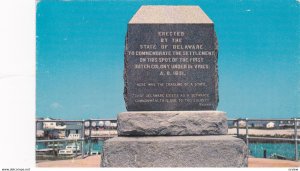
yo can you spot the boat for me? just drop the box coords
[58,143,80,155]
[269,153,287,160]
[47,142,64,148]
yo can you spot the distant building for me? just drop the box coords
[84,120,117,128]
[43,117,66,130]
[36,130,44,138]
[37,117,66,139]
[279,120,294,127]
[266,122,275,128]
[66,123,82,139]
[278,119,300,127]
[294,118,300,126]
[90,129,117,137]
[36,117,44,138]
[251,123,265,128]
[83,120,118,137]
[36,117,118,139]
[233,120,246,127]
[36,117,44,130]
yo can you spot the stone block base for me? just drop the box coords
[117,111,227,136]
[101,135,248,167]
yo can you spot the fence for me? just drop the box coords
[36,118,300,161]
[228,118,299,161]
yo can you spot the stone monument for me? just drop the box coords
[101,5,248,167]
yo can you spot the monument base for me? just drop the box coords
[117,111,228,136]
[101,135,248,167]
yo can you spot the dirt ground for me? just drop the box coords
[248,157,300,167]
[36,155,300,167]
[36,155,100,167]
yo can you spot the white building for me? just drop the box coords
[234,120,246,127]
[266,122,275,128]
[43,117,66,130]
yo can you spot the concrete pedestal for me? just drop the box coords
[102,135,248,167]
[118,111,228,136]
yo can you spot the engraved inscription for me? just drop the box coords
[125,24,218,111]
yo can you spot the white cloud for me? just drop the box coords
[50,102,63,109]
[296,0,300,3]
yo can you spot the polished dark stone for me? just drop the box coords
[124,22,219,111]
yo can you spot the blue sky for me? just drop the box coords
[36,0,300,120]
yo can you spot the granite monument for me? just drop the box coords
[101,5,248,167]
[124,6,218,111]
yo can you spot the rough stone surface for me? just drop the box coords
[124,5,219,111]
[101,135,248,167]
[118,111,227,136]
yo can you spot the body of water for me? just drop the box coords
[36,140,104,154]
[36,140,299,160]
[249,142,299,160]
